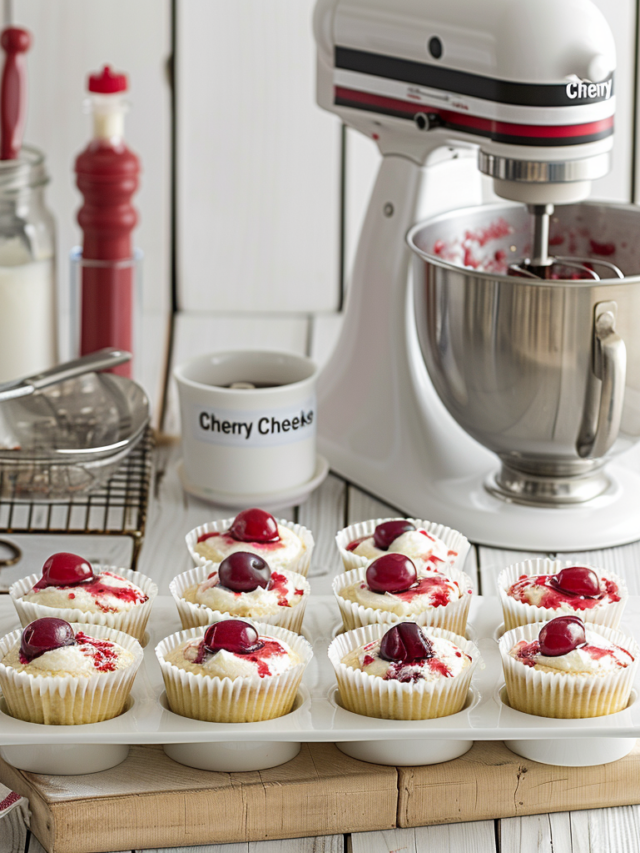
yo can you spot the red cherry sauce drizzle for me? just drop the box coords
[74,572,147,613]
[390,575,456,607]
[33,570,147,613]
[195,637,286,677]
[197,531,221,544]
[582,643,634,665]
[75,631,119,672]
[513,638,631,668]
[197,530,286,552]
[269,572,300,607]
[346,535,367,552]
[383,657,453,682]
[509,573,618,611]
[418,530,435,542]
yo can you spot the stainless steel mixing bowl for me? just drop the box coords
[407,201,640,505]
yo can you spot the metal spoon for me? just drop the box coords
[0,348,131,402]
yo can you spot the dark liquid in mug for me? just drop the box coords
[224,381,284,389]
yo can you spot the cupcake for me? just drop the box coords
[156,618,313,723]
[498,559,627,631]
[500,616,638,719]
[9,552,157,643]
[170,551,310,633]
[336,517,469,575]
[333,553,472,634]
[328,621,481,720]
[0,617,143,725]
[186,508,314,576]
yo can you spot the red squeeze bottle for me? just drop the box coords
[75,66,140,377]
[0,27,31,161]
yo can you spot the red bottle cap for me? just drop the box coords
[88,65,127,94]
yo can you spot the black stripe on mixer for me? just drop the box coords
[334,89,614,146]
[335,47,614,107]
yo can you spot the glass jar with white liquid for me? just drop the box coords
[0,146,56,383]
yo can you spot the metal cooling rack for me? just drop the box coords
[0,428,154,571]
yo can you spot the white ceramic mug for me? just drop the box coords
[174,350,318,499]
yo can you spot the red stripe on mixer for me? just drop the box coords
[335,87,614,142]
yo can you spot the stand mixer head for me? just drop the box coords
[315,0,616,268]
[313,0,640,548]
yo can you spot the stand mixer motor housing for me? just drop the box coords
[313,0,640,549]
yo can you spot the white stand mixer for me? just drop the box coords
[313,0,640,550]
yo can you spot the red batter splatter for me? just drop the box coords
[590,239,616,256]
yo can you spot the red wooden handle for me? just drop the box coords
[0,27,31,160]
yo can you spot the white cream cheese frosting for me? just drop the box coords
[22,571,148,614]
[166,635,300,679]
[182,568,305,617]
[339,572,463,617]
[341,635,471,682]
[194,524,304,570]
[3,632,134,678]
[350,528,450,570]
[509,630,634,676]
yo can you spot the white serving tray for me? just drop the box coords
[0,595,638,773]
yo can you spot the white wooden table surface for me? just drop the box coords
[3,440,639,853]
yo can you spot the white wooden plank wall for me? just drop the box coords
[589,0,636,202]
[176,0,340,315]
[13,0,172,407]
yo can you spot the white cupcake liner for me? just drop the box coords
[9,567,158,644]
[185,516,315,577]
[499,621,639,719]
[0,623,143,725]
[328,623,481,721]
[335,517,470,575]
[332,564,473,634]
[169,562,310,634]
[155,620,313,723]
[498,559,628,632]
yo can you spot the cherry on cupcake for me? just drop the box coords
[373,520,416,551]
[20,617,77,662]
[218,552,271,592]
[379,622,433,663]
[552,566,600,598]
[539,615,586,657]
[366,553,417,594]
[34,552,96,589]
[204,619,264,655]
[229,508,279,543]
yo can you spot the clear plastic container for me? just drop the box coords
[0,146,56,383]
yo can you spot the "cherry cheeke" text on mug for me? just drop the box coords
[174,350,318,499]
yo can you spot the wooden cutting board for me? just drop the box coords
[1,741,639,853]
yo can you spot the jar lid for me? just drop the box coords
[88,65,128,94]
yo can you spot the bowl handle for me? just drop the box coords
[577,300,626,459]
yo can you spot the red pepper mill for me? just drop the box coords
[75,65,140,377]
